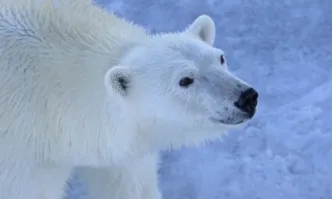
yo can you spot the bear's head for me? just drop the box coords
[104,15,259,151]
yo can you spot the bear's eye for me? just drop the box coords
[220,54,225,65]
[179,77,194,88]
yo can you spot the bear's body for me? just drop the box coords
[0,0,259,198]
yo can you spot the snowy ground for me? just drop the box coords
[67,0,332,198]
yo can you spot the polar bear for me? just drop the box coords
[0,0,259,199]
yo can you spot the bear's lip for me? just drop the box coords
[209,117,246,125]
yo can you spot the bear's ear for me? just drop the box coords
[104,65,132,97]
[185,15,216,45]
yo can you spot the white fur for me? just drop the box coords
[0,0,258,198]
[185,15,216,45]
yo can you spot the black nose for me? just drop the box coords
[234,88,258,117]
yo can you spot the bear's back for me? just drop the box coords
[0,0,148,163]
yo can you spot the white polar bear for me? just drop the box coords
[0,0,259,199]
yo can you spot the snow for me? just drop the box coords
[67,0,332,198]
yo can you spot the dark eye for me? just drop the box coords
[179,77,194,87]
[220,54,225,65]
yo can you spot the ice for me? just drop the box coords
[67,0,332,198]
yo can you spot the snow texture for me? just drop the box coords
[67,0,332,198]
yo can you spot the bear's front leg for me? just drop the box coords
[0,161,71,199]
[75,154,162,199]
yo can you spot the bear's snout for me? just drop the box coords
[234,88,258,118]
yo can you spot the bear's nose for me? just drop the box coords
[234,88,258,118]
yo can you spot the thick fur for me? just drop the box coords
[0,0,258,199]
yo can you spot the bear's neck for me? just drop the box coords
[42,36,150,166]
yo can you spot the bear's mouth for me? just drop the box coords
[209,117,246,125]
